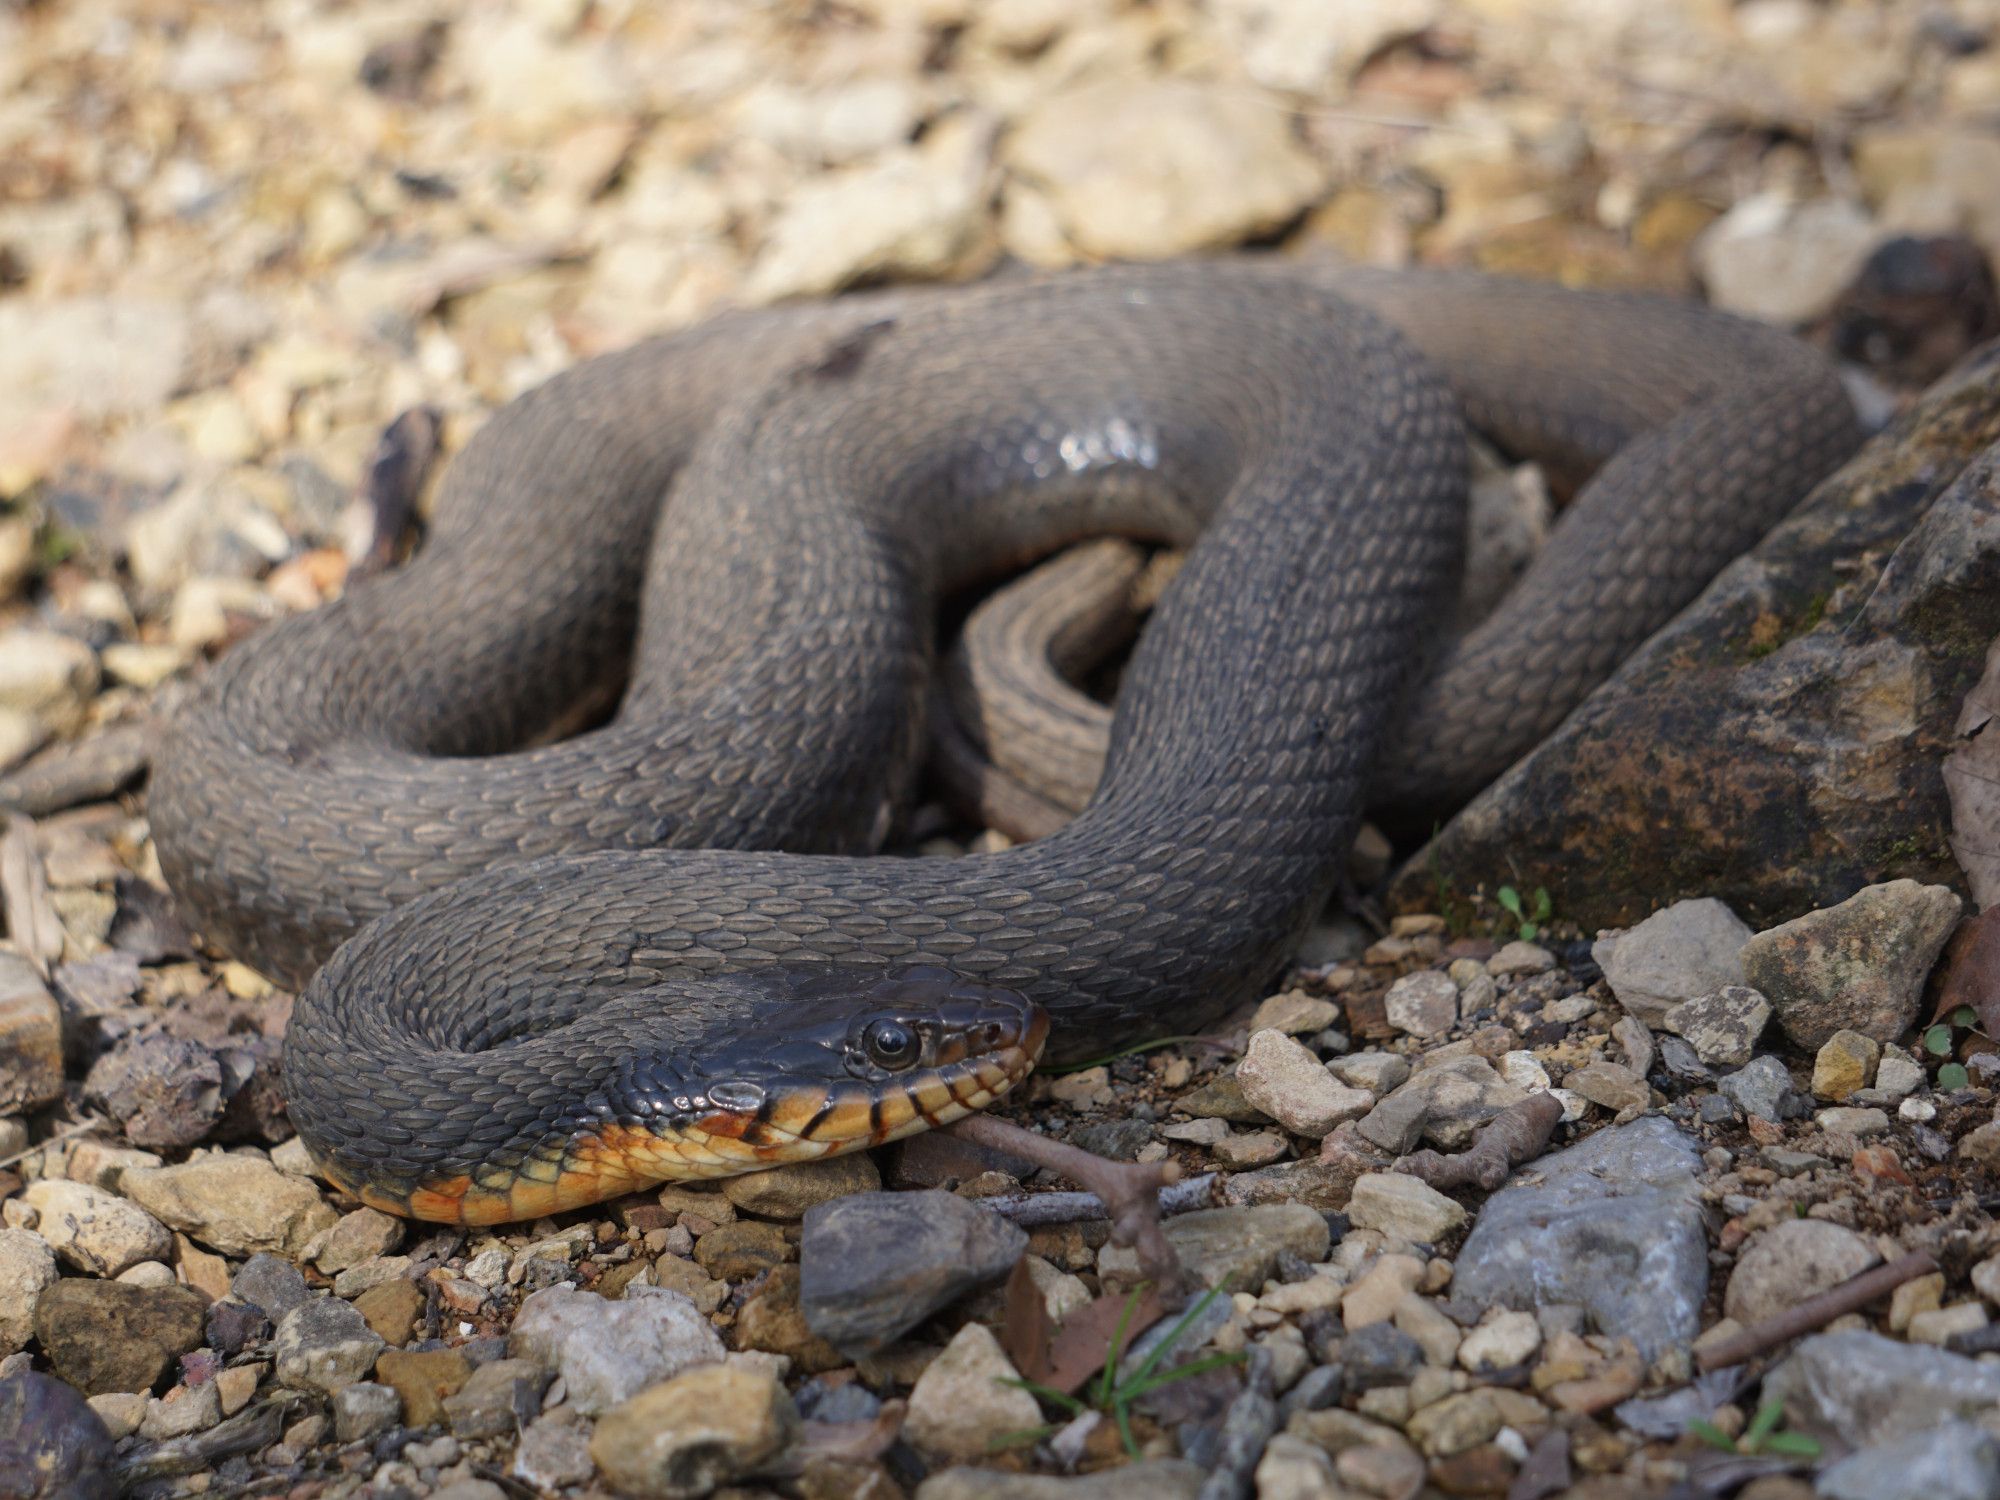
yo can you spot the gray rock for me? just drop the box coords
[444,1357,546,1439]
[80,1033,224,1150]
[744,118,991,303]
[333,1382,400,1443]
[1724,1220,1881,1325]
[514,1411,595,1490]
[1742,880,1963,1048]
[1379,1055,1528,1149]
[0,1370,114,1500]
[1356,1088,1430,1154]
[1817,1419,2000,1500]
[232,1252,309,1319]
[1718,1055,1793,1122]
[1248,991,1341,1036]
[1594,900,1753,1026]
[1657,1036,1710,1079]
[1329,1051,1411,1094]
[1661,986,1771,1067]
[1489,941,1556,977]
[1341,1322,1426,1390]
[1452,1118,1706,1358]
[136,1385,221,1443]
[799,1191,1025,1356]
[1098,1203,1329,1293]
[0,1229,58,1357]
[915,1460,1206,1499]
[1765,1332,2000,1447]
[1696,1093,1738,1125]
[273,1296,386,1395]
[311,1208,404,1274]
[1173,1071,1270,1125]
[1875,1047,1927,1099]
[509,1284,724,1417]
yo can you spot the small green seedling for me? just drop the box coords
[994,1280,1246,1457]
[1687,1399,1822,1460]
[1496,885,1552,942]
[1925,1005,1982,1092]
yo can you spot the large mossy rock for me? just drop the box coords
[1394,342,2000,930]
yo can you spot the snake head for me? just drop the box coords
[622,965,1051,1171]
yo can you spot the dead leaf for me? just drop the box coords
[1929,910,2000,1039]
[1041,1286,1169,1397]
[1945,635,2000,910]
[0,814,62,976]
[1000,1255,1054,1387]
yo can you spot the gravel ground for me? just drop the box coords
[4,1,2000,1498]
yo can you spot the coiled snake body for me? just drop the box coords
[151,260,1860,1222]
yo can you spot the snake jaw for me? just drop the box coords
[345,972,1050,1225]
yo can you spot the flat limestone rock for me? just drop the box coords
[1451,1117,1706,1359]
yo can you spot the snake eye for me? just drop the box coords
[863,1019,920,1071]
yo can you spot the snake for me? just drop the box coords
[149,259,1861,1223]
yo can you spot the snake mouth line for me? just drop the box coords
[342,1006,1051,1225]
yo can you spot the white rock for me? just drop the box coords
[1874,1047,1925,1100]
[0,630,98,735]
[1499,1051,1552,1092]
[0,1227,57,1355]
[1594,899,1753,1026]
[509,1285,725,1416]
[0,297,192,419]
[1694,194,1881,325]
[23,1180,173,1278]
[745,116,991,303]
[1210,0,1442,92]
[1005,79,1326,259]
[1458,1310,1541,1371]
[1236,1029,1374,1137]
[1345,1173,1467,1244]
[1383,971,1459,1038]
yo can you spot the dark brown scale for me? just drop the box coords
[149,261,1860,1211]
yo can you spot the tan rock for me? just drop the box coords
[1811,1029,1881,1102]
[1006,79,1326,260]
[903,1322,1042,1462]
